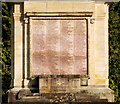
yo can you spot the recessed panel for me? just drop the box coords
[31,19,87,75]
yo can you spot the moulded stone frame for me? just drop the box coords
[25,12,93,79]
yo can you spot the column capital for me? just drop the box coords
[13,13,21,21]
[90,18,95,24]
[24,18,28,24]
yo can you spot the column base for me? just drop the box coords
[23,78,29,88]
[8,87,31,103]
[8,87,22,102]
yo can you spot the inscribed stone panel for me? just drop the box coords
[31,19,87,75]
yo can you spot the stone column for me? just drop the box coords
[8,3,23,102]
[12,2,23,90]
[23,18,29,89]
[88,18,95,86]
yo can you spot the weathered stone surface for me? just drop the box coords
[9,87,113,102]
[31,19,87,76]
[39,75,89,93]
[17,89,32,99]
[16,92,108,103]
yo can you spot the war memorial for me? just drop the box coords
[8,1,114,102]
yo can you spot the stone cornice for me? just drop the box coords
[25,12,93,17]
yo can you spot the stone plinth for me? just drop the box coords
[15,87,114,102]
[39,75,89,93]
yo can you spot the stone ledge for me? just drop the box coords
[30,74,90,79]
[25,12,93,17]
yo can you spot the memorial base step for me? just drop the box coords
[16,93,108,102]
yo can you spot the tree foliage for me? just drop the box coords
[109,2,120,102]
[2,2,12,102]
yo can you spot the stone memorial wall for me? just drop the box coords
[8,2,114,102]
